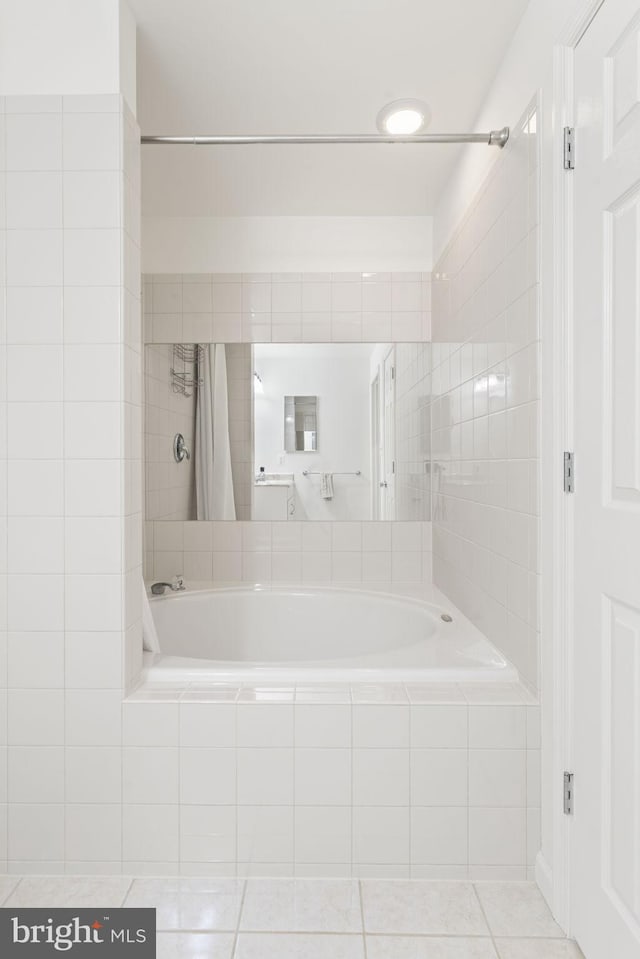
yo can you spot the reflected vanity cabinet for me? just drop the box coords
[253,474,296,521]
[254,482,296,521]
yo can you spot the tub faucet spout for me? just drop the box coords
[151,576,185,595]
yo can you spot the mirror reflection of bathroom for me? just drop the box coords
[144,341,431,522]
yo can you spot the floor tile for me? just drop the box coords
[156,931,235,958]
[475,882,564,937]
[361,881,489,935]
[0,877,20,905]
[240,878,362,933]
[4,876,132,908]
[366,936,498,958]
[495,940,585,959]
[235,933,365,958]
[123,878,244,931]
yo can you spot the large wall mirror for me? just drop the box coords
[144,342,431,522]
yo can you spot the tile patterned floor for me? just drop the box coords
[0,877,586,958]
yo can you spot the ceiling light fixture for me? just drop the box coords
[376,99,431,136]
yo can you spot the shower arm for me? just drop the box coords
[141,128,510,148]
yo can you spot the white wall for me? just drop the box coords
[254,345,372,521]
[142,216,433,274]
[0,0,136,113]
[434,0,588,259]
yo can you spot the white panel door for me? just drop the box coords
[572,2,640,957]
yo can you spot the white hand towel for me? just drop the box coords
[321,472,334,499]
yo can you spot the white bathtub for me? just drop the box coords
[143,585,518,684]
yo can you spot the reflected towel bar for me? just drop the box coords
[302,470,362,476]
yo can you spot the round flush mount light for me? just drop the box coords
[376,99,431,136]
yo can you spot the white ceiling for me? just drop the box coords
[130,0,530,217]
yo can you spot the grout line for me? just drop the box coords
[119,875,135,908]
[408,704,413,878]
[0,876,21,906]
[177,699,183,871]
[231,876,248,958]
[291,703,296,871]
[466,699,470,879]
[232,929,366,938]
[471,881,500,958]
[524,724,529,878]
[224,928,562,939]
[350,694,354,877]
[358,879,368,958]
[61,103,68,876]
[233,701,239,875]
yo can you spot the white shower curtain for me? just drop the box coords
[195,344,237,520]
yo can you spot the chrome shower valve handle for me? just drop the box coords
[173,433,190,462]
[151,576,186,596]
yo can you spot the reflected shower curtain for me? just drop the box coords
[195,344,237,520]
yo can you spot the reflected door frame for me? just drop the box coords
[382,346,396,520]
[369,346,396,521]
[370,371,381,519]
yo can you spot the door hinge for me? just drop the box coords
[563,127,575,170]
[564,451,574,493]
[564,771,574,815]
[391,366,395,380]
[391,460,395,475]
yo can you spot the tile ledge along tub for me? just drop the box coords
[143,584,519,685]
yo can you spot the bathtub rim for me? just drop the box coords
[148,580,458,622]
[143,581,520,685]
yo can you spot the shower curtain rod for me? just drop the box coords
[141,127,510,147]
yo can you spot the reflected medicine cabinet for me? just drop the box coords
[284,395,318,452]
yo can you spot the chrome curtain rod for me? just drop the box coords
[141,127,510,148]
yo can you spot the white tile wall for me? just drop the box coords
[143,272,431,345]
[0,93,142,872]
[117,684,539,878]
[431,101,540,692]
[145,520,432,588]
